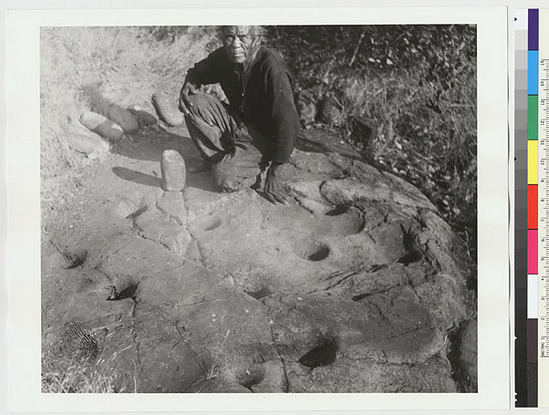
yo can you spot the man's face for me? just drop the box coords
[222,26,259,64]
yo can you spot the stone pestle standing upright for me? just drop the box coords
[178,26,300,205]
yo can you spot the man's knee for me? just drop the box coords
[184,93,230,137]
[183,94,223,144]
[186,93,219,117]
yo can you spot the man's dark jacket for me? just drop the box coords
[185,46,299,164]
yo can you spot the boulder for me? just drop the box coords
[127,104,157,126]
[79,111,124,142]
[41,130,476,393]
[64,131,109,157]
[317,95,341,125]
[107,105,139,133]
[152,92,183,126]
[453,318,478,391]
[295,88,318,126]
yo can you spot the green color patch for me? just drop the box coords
[528,95,538,139]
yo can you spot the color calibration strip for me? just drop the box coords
[538,9,549,409]
[528,8,539,408]
[514,9,528,407]
[518,8,549,408]
[515,9,530,406]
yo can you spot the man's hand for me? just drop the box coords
[264,162,288,205]
[178,82,198,115]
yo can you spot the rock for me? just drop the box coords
[454,318,478,391]
[287,180,331,215]
[235,362,266,389]
[152,92,183,126]
[290,151,343,177]
[317,95,340,125]
[79,111,124,142]
[156,192,187,223]
[111,198,141,219]
[41,130,475,393]
[320,176,435,210]
[107,105,139,133]
[185,378,252,393]
[127,104,157,126]
[295,88,318,126]
[298,337,338,368]
[64,132,110,157]
[231,360,287,392]
[161,150,186,191]
[287,355,457,393]
[251,361,287,392]
[48,240,88,269]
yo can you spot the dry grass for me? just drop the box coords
[40,26,217,180]
[268,25,477,259]
[339,67,477,246]
[42,354,117,393]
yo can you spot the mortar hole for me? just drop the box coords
[106,281,139,301]
[236,364,265,389]
[205,219,222,231]
[325,203,352,216]
[298,338,338,369]
[244,285,272,300]
[325,205,365,235]
[297,240,330,262]
[119,283,139,299]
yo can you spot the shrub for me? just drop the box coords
[268,25,477,259]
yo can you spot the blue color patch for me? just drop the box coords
[528,50,539,95]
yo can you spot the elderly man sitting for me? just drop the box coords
[178,26,300,204]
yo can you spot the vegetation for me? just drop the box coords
[42,352,117,393]
[41,25,476,251]
[40,26,217,180]
[267,25,477,260]
[41,26,477,391]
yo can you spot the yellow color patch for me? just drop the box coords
[528,140,538,184]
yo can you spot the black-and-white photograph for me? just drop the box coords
[39,23,478,394]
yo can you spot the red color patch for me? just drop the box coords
[528,185,538,230]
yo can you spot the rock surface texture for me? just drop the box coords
[41,124,476,393]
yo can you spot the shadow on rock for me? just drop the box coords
[295,129,361,161]
[112,167,162,188]
[110,130,217,193]
[109,131,187,163]
[298,337,338,369]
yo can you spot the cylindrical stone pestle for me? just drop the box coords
[161,150,186,191]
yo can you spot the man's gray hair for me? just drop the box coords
[217,26,264,40]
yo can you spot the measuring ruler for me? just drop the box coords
[541,56,549,357]
[538,10,549,407]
